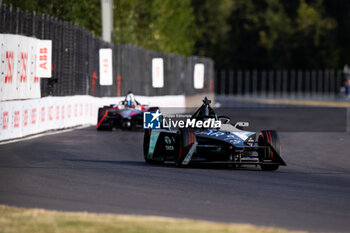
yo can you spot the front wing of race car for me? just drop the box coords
[144,128,286,171]
[96,107,143,130]
[97,105,160,130]
[143,129,178,163]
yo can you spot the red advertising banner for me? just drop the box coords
[0,34,52,101]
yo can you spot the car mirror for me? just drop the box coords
[218,115,230,124]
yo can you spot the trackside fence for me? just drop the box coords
[215,69,346,99]
[0,5,214,98]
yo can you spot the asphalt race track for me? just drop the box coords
[1,126,350,232]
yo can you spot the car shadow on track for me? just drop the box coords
[65,159,151,167]
[64,159,265,172]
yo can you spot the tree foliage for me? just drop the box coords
[193,0,341,69]
[3,0,102,36]
[191,0,233,63]
[3,0,196,55]
[113,0,196,56]
[3,0,350,68]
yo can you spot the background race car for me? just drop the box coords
[143,97,286,171]
[97,92,159,130]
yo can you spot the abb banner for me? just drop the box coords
[152,58,164,88]
[99,48,113,86]
[0,95,185,142]
[194,63,205,89]
[0,96,99,141]
[0,34,52,101]
[36,39,52,78]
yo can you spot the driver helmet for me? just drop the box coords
[125,91,135,108]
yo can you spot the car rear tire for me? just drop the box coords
[258,130,280,171]
[175,128,196,167]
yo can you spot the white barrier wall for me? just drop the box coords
[0,95,185,141]
[0,34,52,101]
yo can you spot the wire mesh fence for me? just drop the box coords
[215,69,347,99]
[0,4,214,98]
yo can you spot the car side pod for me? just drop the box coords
[258,130,286,171]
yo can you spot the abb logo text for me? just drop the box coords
[31,109,37,124]
[5,51,14,83]
[74,104,78,118]
[39,48,48,70]
[2,112,9,129]
[23,110,28,127]
[68,105,71,118]
[41,107,45,122]
[56,106,60,120]
[61,106,65,120]
[80,104,83,116]
[13,111,20,128]
[49,105,53,121]
[20,52,28,83]
[103,58,108,73]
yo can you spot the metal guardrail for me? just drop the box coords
[0,5,214,98]
[215,69,347,99]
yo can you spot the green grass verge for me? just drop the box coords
[0,205,306,233]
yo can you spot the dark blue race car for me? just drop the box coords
[143,97,286,171]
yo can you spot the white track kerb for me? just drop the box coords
[0,95,185,142]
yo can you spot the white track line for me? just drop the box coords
[0,124,92,145]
